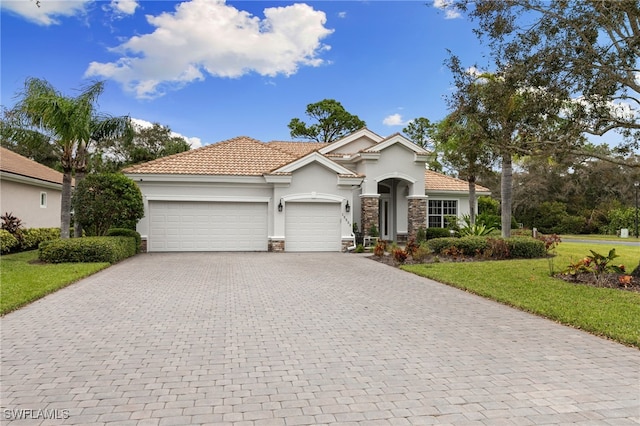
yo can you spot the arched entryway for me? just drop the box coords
[377,178,411,241]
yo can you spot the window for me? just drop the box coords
[40,192,47,208]
[428,200,457,228]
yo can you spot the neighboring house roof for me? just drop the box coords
[425,169,491,194]
[0,146,65,186]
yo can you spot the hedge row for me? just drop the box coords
[106,228,142,253]
[39,236,137,264]
[1,228,60,254]
[425,227,452,240]
[427,236,546,259]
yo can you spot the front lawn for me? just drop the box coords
[0,250,110,315]
[402,242,640,348]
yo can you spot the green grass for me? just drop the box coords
[0,250,110,315]
[560,234,638,241]
[402,242,640,348]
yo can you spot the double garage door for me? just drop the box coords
[148,201,268,252]
[148,201,341,252]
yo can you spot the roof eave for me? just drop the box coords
[0,171,64,190]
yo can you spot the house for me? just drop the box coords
[124,129,490,252]
[0,147,65,228]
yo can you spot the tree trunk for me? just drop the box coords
[73,169,85,238]
[468,175,477,226]
[73,141,87,238]
[501,154,513,238]
[60,168,73,239]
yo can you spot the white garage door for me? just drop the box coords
[285,202,341,252]
[149,201,267,252]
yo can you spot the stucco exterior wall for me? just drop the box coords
[0,179,61,228]
[357,145,426,196]
[273,163,354,239]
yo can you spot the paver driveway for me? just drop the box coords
[1,253,638,425]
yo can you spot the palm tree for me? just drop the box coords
[10,78,132,238]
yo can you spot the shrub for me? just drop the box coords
[416,227,426,244]
[72,173,144,236]
[392,248,408,263]
[20,228,60,251]
[1,212,24,236]
[412,243,432,263]
[454,236,489,255]
[106,228,142,253]
[373,240,386,257]
[426,228,452,240]
[459,223,496,237]
[427,237,458,254]
[484,237,511,259]
[505,237,546,259]
[0,230,19,254]
[405,238,418,257]
[354,244,365,253]
[563,249,626,285]
[39,236,137,264]
[428,236,545,259]
[606,207,636,235]
[536,233,562,253]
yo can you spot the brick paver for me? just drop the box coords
[1,252,638,425]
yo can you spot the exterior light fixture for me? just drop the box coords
[345,201,350,213]
[278,200,283,212]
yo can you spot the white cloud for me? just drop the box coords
[109,0,138,16]
[383,113,409,126]
[466,66,484,77]
[86,0,333,99]
[132,118,202,148]
[1,0,91,25]
[433,0,461,20]
[338,11,347,19]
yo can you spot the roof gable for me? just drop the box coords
[319,128,383,155]
[0,147,64,185]
[365,133,430,155]
[271,151,358,176]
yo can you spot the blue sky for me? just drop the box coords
[1,0,486,148]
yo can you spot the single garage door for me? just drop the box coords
[285,202,341,252]
[148,201,267,251]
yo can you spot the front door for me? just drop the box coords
[380,195,391,240]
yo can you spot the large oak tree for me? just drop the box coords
[459,0,640,155]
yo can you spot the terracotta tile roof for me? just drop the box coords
[0,147,65,185]
[123,136,298,176]
[267,141,325,157]
[425,169,491,193]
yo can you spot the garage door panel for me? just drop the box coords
[286,202,341,252]
[149,201,267,252]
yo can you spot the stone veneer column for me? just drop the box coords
[268,240,285,252]
[360,196,379,238]
[407,197,427,240]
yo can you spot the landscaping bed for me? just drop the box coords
[557,272,640,293]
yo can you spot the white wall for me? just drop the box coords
[273,162,355,238]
